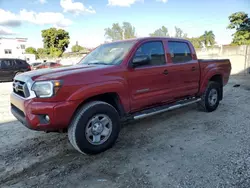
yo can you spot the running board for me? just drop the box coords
[133,98,201,120]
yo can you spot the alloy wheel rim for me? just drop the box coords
[208,88,218,106]
[85,114,112,145]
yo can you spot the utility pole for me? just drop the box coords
[244,45,249,75]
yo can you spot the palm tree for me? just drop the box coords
[201,31,215,47]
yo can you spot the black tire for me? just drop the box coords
[68,101,120,155]
[198,81,221,112]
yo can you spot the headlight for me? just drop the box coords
[31,80,62,98]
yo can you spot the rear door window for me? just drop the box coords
[22,60,28,66]
[15,59,23,66]
[168,41,192,63]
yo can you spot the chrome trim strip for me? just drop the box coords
[134,98,201,120]
[13,75,36,100]
[136,88,149,93]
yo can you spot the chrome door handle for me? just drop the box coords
[163,70,168,75]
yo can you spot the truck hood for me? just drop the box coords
[15,64,108,82]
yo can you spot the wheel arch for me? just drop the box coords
[209,74,223,100]
[71,92,126,123]
[200,73,223,101]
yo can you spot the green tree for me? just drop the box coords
[25,47,38,58]
[122,22,136,39]
[227,12,250,45]
[41,27,70,57]
[174,27,187,38]
[200,31,215,47]
[104,22,136,41]
[149,26,169,37]
[71,44,84,52]
[104,23,123,41]
[37,48,49,59]
[188,37,203,49]
[25,47,36,54]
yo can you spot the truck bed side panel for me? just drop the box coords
[198,59,231,95]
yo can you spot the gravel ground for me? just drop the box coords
[0,76,250,188]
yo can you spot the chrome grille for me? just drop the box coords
[13,80,30,98]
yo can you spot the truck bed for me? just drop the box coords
[198,59,230,63]
[198,58,231,87]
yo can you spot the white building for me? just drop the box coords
[0,37,35,63]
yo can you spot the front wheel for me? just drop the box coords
[68,101,120,155]
[199,81,221,112]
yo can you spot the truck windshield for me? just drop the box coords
[79,41,135,65]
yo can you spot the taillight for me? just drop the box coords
[28,65,31,70]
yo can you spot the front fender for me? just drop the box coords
[67,80,130,112]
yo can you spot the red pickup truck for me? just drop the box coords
[10,37,231,154]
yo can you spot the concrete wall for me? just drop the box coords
[196,45,250,75]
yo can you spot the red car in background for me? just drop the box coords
[33,62,62,70]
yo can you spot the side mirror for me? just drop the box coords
[132,55,150,67]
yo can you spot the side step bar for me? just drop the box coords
[133,98,201,120]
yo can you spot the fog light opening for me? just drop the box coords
[45,115,50,122]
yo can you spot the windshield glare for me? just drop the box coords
[79,41,135,65]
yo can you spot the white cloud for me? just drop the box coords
[20,9,72,27]
[157,0,168,2]
[0,9,72,28]
[60,0,96,15]
[39,0,47,4]
[0,9,21,27]
[107,0,143,7]
[0,26,16,35]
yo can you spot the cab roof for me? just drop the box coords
[108,37,190,43]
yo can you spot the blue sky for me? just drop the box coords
[0,0,249,49]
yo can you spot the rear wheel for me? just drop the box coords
[199,81,220,112]
[68,101,120,155]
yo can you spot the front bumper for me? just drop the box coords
[10,93,80,131]
[11,104,32,129]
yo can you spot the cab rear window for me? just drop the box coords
[168,41,192,63]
